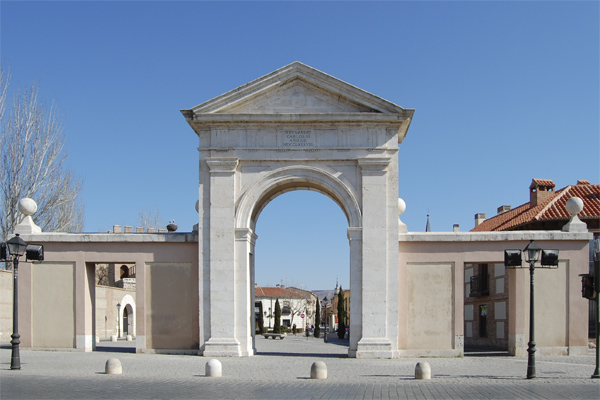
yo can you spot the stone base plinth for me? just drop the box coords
[353,337,394,359]
[203,338,242,357]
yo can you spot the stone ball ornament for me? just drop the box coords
[18,198,38,216]
[398,198,406,216]
[565,197,584,216]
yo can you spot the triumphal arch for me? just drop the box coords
[181,62,414,358]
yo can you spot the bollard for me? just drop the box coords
[415,361,431,380]
[205,359,222,377]
[310,361,327,379]
[126,335,133,341]
[105,358,122,375]
[110,335,117,342]
[95,336,100,343]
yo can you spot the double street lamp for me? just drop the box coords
[1,233,44,370]
[505,240,559,379]
[323,295,328,343]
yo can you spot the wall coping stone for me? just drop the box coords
[399,231,592,242]
[17,232,198,243]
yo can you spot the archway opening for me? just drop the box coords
[93,262,137,353]
[253,189,350,356]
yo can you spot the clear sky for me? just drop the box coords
[2,1,598,291]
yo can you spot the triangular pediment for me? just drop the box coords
[185,62,411,115]
[220,78,373,114]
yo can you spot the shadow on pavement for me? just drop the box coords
[258,351,347,358]
[94,345,136,353]
[464,346,509,357]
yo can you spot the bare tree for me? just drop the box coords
[138,208,163,231]
[286,296,309,330]
[0,70,84,240]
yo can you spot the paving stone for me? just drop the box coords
[1,336,598,399]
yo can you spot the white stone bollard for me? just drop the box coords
[205,359,222,377]
[310,361,327,379]
[126,335,133,341]
[110,335,117,342]
[105,358,122,375]
[415,361,431,380]
[95,336,100,343]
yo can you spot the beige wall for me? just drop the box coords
[16,233,199,353]
[399,232,591,357]
[0,270,13,341]
[145,262,198,350]
[406,263,454,352]
[32,262,75,348]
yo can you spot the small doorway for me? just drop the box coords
[123,307,129,336]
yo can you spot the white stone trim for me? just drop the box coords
[399,231,592,242]
[235,165,362,230]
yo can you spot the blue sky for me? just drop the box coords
[2,1,598,290]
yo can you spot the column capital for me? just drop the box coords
[235,228,258,245]
[357,157,391,174]
[347,227,363,241]
[206,158,239,174]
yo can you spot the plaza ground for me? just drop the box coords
[1,334,598,399]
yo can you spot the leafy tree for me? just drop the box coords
[314,298,321,338]
[256,302,264,334]
[337,286,347,339]
[0,70,83,240]
[273,299,281,334]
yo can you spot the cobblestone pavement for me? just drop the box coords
[1,335,599,399]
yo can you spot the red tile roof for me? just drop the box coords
[530,179,555,188]
[255,286,305,298]
[471,180,600,232]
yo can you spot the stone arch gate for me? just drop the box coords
[182,62,414,358]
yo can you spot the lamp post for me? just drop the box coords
[505,240,559,379]
[323,295,328,343]
[268,307,272,329]
[6,234,28,370]
[592,237,599,379]
[117,303,122,338]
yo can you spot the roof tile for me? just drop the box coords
[471,181,600,232]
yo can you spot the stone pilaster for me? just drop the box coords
[347,227,362,357]
[203,158,242,357]
[355,157,394,358]
[235,228,258,356]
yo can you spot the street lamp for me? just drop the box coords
[505,239,559,379]
[117,303,122,338]
[6,234,26,370]
[323,295,328,343]
[588,237,599,379]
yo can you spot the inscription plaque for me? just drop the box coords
[282,130,315,147]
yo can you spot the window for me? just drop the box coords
[470,264,489,297]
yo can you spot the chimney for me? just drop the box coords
[529,179,555,207]
[474,213,486,227]
[497,205,511,215]
[453,224,460,232]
